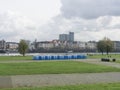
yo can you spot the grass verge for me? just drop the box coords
[117,60,120,63]
[0,83,120,90]
[0,56,32,61]
[88,54,120,59]
[88,54,120,63]
[0,61,120,76]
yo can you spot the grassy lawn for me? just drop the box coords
[0,56,32,61]
[117,60,120,63]
[88,54,120,59]
[0,61,120,76]
[0,83,120,90]
[88,54,120,63]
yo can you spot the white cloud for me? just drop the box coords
[0,11,38,42]
[0,0,61,24]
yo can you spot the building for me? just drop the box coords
[59,32,74,42]
[59,34,69,42]
[6,42,19,52]
[29,43,36,51]
[52,40,61,47]
[0,40,6,50]
[69,32,74,42]
[77,41,86,49]
[36,41,54,49]
[113,41,120,52]
[85,41,97,52]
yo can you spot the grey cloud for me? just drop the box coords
[39,14,120,41]
[61,0,120,19]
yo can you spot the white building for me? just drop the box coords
[36,41,54,49]
[113,41,120,51]
[6,42,18,52]
[86,41,97,49]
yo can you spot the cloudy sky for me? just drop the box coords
[0,0,120,42]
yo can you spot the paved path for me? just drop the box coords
[0,72,120,88]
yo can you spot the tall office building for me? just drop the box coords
[59,32,74,42]
[69,32,74,42]
[59,34,69,41]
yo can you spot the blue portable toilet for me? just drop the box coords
[47,56,50,60]
[68,55,71,59]
[35,56,40,60]
[57,56,59,59]
[48,56,51,60]
[58,56,61,60]
[33,56,36,60]
[66,56,69,59]
[79,55,82,59]
[57,56,61,60]
[63,56,65,59]
[82,55,85,59]
[41,56,45,60]
[45,56,48,60]
[39,56,42,60]
[53,56,56,60]
[71,55,74,59]
[52,56,55,60]
[77,55,80,59]
[77,55,81,59]
[80,55,83,59]
[64,56,67,59]
[74,55,77,59]
[83,55,87,59]
[51,56,54,60]
[59,56,62,60]
[60,56,64,60]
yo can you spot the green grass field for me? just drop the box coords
[0,61,120,76]
[88,54,120,59]
[0,83,120,90]
[88,54,120,63]
[117,60,120,63]
[0,56,32,61]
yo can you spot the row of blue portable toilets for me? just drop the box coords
[33,55,87,60]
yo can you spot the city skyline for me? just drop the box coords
[0,0,120,42]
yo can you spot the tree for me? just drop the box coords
[18,40,28,56]
[97,40,105,55]
[104,37,113,55]
[97,37,113,55]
